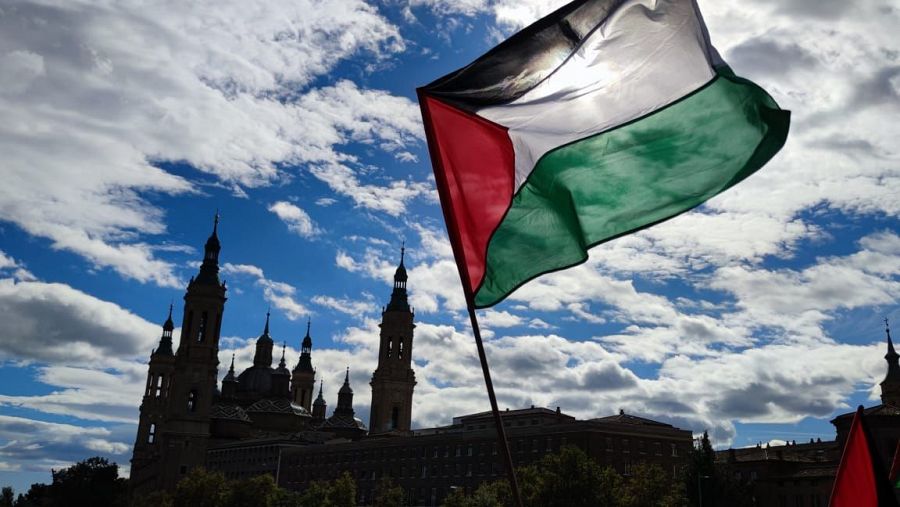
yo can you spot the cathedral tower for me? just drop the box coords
[291,320,316,411]
[158,214,227,490]
[369,247,417,434]
[130,306,177,492]
[881,320,900,406]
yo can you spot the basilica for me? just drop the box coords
[129,217,417,495]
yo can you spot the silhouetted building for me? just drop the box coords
[278,406,691,505]
[130,220,694,503]
[717,322,900,506]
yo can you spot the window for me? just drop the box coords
[605,437,613,452]
[466,464,472,477]
[456,445,461,457]
[622,439,629,453]
[386,338,392,358]
[624,459,631,475]
[467,445,473,457]
[197,311,208,342]
[638,440,645,454]
[654,442,662,456]
[391,407,399,429]
[148,423,156,444]
[398,340,404,359]
[187,390,197,412]
[671,443,679,457]
[155,375,164,397]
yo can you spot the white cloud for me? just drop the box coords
[268,201,320,238]
[221,262,310,320]
[0,279,160,365]
[0,415,133,474]
[0,0,421,285]
[312,294,375,318]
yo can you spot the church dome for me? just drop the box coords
[236,365,274,394]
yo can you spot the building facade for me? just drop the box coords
[277,407,692,505]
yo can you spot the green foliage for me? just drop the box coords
[296,471,356,507]
[373,477,404,507]
[173,468,227,507]
[682,431,754,507]
[441,446,688,507]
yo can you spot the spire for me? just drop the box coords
[163,303,174,331]
[387,244,410,312]
[312,380,326,421]
[336,367,355,413]
[339,367,352,394]
[295,318,314,372]
[301,317,312,351]
[315,380,325,402]
[880,318,900,405]
[252,311,274,367]
[886,318,897,360]
[195,211,222,285]
[224,354,236,381]
[155,305,175,356]
[279,342,287,368]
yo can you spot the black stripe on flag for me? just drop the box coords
[421,0,624,111]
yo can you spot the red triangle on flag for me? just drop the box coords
[829,405,898,506]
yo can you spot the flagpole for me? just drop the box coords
[466,302,524,507]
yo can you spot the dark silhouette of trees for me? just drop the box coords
[7,457,126,507]
[441,446,687,507]
[683,430,754,507]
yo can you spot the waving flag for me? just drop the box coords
[418,0,790,309]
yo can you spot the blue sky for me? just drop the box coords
[0,0,898,494]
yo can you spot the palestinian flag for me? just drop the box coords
[418,0,790,309]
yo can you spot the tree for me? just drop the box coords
[373,477,404,507]
[519,445,617,507]
[173,468,227,507]
[619,463,686,507]
[682,431,754,507]
[0,487,13,507]
[131,489,174,507]
[15,457,127,507]
[221,474,284,507]
[296,472,357,507]
[328,471,356,507]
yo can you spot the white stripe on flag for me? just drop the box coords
[477,0,718,191]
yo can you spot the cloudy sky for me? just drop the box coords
[0,0,898,493]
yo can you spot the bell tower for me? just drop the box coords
[130,306,177,493]
[369,246,417,435]
[158,213,227,490]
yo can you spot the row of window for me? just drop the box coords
[603,437,680,457]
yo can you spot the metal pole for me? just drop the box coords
[467,303,524,507]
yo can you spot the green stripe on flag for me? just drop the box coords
[474,70,790,308]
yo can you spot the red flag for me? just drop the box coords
[830,406,898,506]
